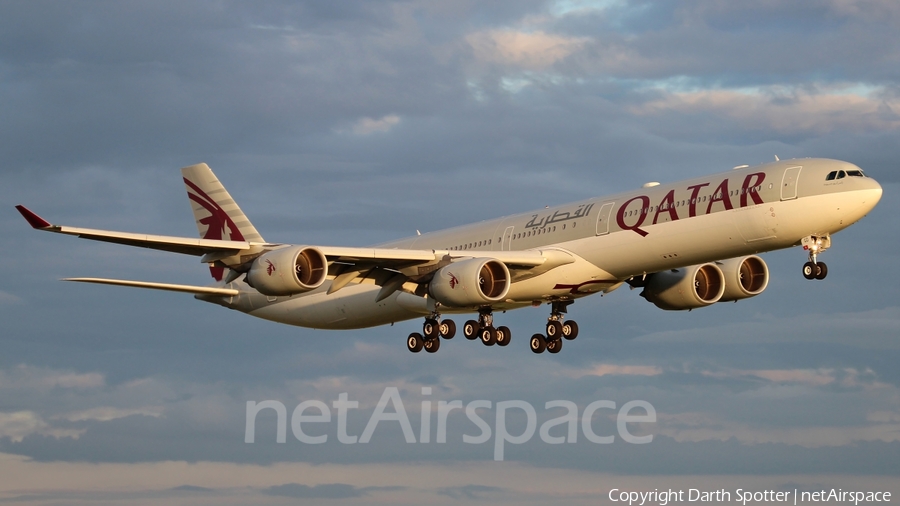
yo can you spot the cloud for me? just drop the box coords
[0,290,22,304]
[0,411,83,442]
[656,410,900,447]
[437,484,504,500]
[342,114,402,135]
[634,307,900,349]
[466,29,587,69]
[630,86,900,138]
[582,364,664,377]
[262,483,367,499]
[56,407,163,423]
[0,365,105,391]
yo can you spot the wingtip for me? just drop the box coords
[15,205,52,229]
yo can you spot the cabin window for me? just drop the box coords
[562,224,566,230]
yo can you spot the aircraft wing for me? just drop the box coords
[16,205,568,298]
[16,205,252,256]
[16,205,553,268]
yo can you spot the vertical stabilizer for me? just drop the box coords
[181,163,264,280]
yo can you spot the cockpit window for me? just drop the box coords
[836,170,846,179]
[826,171,837,181]
[846,170,864,177]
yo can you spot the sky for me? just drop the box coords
[1,1,899,504]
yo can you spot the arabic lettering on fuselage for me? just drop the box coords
[526,203,595,229]
[616,172,767,237]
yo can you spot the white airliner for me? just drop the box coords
[17,158,881,354]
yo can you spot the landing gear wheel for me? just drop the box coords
[463,320,479,340]
[407,333,424,353]
[496,326,511,347]
[424,336,441,353]
[530,334,547,354]
[480,326,498,346]
[440,319,456,339]
[815,262,828,280]
[546,321,563,340]
[423,319,439,340]
[802,262,816,280]
[547,337,563,354]
[562,320,579,340]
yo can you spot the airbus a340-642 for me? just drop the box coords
[17,158,882,354]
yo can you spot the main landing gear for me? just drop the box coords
[407,302,578,354]
[530,301,578,355]
[801,234,831,281]
[463,308,511,347]
[407,312,457,354]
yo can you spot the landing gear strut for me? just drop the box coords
[531,300,578,354]
[801,235,830,280]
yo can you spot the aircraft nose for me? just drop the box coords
[860,176,883,212]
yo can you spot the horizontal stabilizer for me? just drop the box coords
[63,277,239,296]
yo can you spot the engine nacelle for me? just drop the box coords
[246,246,327,296]
[642,263,725,311]
[430,258,510,308]
[717,255,769,302]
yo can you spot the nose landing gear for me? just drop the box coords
[801,235,830,280]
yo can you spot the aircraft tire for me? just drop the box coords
[530,334,546,354]
[480,326,498,346]
[802,262,816,280]
[546,321,563,340]
[562,320,578,340]
[424,336,441,353]
[496,326,511,347]
[547,337,563,354]
[440,319,456,339]
[423,319,439,340]
[464,320,479,340]
[815,262,828,280]
[407,333,424,353]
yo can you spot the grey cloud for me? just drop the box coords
[437,484,505,500]
[261,482,397,499]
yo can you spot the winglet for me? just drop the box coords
[15,205,52,229]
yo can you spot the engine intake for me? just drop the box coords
[642,263,725,310]
[718,255,769,302]
[247,246,327,296]
[430,258,510,308]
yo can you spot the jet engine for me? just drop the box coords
[430,258,510,307]
[246,246,327,296]
[642,263,725,310]
[717,255,769,302]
